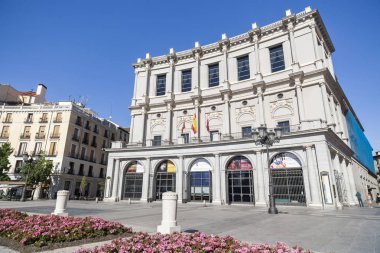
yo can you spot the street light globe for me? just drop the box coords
[268,131,276,141]
[252,130,259,142]
[274,127,282,139]
[258,125,267,138]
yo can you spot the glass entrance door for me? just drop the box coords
[271,168,306,206]
[227,170,254,204]
[155,173,176,200]
[123,173,143,199]
[190,171,212,202]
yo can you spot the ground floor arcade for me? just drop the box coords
[104,133,365,208]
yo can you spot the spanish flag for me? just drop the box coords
[191,112,197,134]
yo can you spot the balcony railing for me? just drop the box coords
[3,119,12,123]
[35,133,45,139]
[93,127,99,134]
[80,155,88,161]
[82,139,89,145]
[100,160,107,165]
[85,124,91,130]
[46,151,58,157]
[20,133,31,139]
[53,118,62,123]
[0,134,9,139]
[75,120,82,126]
[72,134,80,142]
[89,157,97,163]
[24,118,33,123]
[91,142,97,148]
[39,118,48,123]
[50,133,60,139]
[68,152,79,159]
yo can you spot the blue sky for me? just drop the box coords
[0,0,379,151]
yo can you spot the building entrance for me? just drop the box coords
[270,152,306,206]
[227,156,254,204]
[122,161,143,200]
[155,160,176,200]
[188,158,212,202]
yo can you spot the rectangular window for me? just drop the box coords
[181,133,189,144]
[5,113,12,123]
[90,150,95,162]
[156,74,166,96]
[270,45,285,72]
[237,56,250,81]
[76,116,82,126]
[36,126,46,139]
[55,112,62,122]
[153,135,162,146]
[208,64,219,87]
[40,113,48,122]
[64,181,71,190]
[34,142,42,155]
[25,113,33,123]
[1,126,9,138]
[242,126,252,138]
[88,166,93,177]
[81,147,86,160]
[52,125,60,138]
[181,70,192,92]
[70,144,77,157]
[68,162,74,174]
[277,121,290,134]
[210,130,219,142]
[18,142,27,156]
[15,160,23,172]
[79,164,84,176]
[48,142,57,156]
[22,126,31,138]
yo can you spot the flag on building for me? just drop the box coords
[206,117,210,132]
[191,113,197,134]
[181,120,185,134]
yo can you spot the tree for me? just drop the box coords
[0,142,13,181]
[20,154,53,186]
[80,176,88,198]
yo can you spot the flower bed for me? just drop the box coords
[77,232,309,253]
[0,209,132,248]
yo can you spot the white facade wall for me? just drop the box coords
[107,8,375,209]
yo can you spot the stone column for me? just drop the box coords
[337,103,347,141]
[257,89,265,126]
[340,159,355,206]
[287,21,299,71]
[253,33,262,80]
[157,192,181,234]
[295,82,305,128]
[222,92,231,138]
[142,108,148,146]
[320,82,333,127]
[310,23,323,68]
[302,147,312,205]
[52,190,69,216]
[330,96,341,135]
[111,159,121,201]
[346,161,358,204]
[165,102,173,144]
[141,158,151,202]
[213,153,222,204]
[256,151,266,205]
[176,156,184,203]
[306,145,322,206]
[192,43,202,93]
[220,34,230,88]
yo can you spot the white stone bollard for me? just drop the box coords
[52,190,69,216]
[203,199,206,207]
[157,192,181,234]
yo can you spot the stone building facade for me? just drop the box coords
[0,84,128,199]
[104,7,376,208]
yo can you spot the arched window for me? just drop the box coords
[155,160,176,200]
[123,161,143,200]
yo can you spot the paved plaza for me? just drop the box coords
[0,200,379,253]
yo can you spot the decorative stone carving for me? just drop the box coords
[150,118,166,132]
[176,116,192,130]
[206,111,223,121]
[235,106,256,122]
[270,99,294,118]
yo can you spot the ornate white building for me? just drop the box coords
[104,7,377,208]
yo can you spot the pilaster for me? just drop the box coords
[213,153,222,204]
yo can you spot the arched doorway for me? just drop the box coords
[123,161,144,200]
[155,160,176,200]
[189,158,212,202]
[227,156,254,204]
[270,152,306,206]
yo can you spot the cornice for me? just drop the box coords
[132,8,334,69]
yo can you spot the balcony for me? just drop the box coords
[80,154,88,161]
[100,159,107,165]
[93,127,99,134]
[53,118,62,123]
[84,124,91,130]
[68,152,79,159]
[35,133,45,139]
[89,157,97,163]
[3,119,12,123]
[91,141,97,148]
[46,151,58,157]
[0,134,9,139]
[50,133,60,139]
[72,134,80,142]
[82,138,89,145]
[75,119,82,126]
[39,118,48,123]
[20,133,31,139]
[24,118,33,123]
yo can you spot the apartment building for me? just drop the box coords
[0,84,128,199]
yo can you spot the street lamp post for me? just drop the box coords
[252,125,282,214]
[20,152,40,202]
